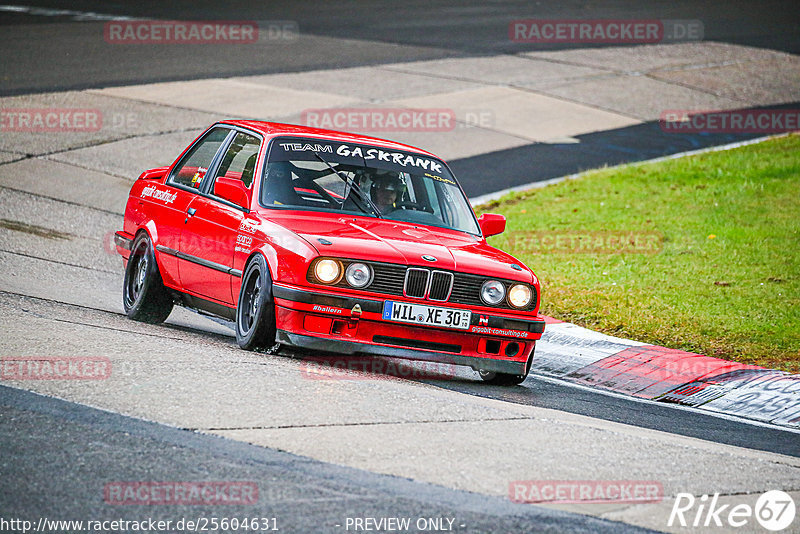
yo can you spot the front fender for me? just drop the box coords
[232,221,320,303]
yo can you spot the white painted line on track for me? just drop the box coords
[533,374,800,436]
[0,4,138,21]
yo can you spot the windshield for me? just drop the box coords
[260,136,480,235]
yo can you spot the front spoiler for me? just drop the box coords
[276,329,528,375]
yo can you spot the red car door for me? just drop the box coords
[179,197,244,305]
[153,127,231,288]
[178,130,261,305]
[139,182,193,290]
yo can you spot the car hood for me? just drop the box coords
[265,212,532,283]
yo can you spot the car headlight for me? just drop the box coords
[508,284,533,308]
[480,280,506,305]
[314,259,341,284]
[345,262,372,288]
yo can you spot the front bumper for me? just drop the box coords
[273,284,545,375]
[114,231,133,261]
[277,330,527,375]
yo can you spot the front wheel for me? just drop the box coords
[236,254,276,351]
[123,233,174,323]
[478,347,535,386]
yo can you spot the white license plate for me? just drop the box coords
[382,301,471,330]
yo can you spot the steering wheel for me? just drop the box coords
[395,201,433,213]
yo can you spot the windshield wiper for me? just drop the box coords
[312,151,382,218]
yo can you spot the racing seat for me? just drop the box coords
[262,161,302,206]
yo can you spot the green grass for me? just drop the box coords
[477,134,800,372]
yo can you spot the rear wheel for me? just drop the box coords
[236,254,276,351]
[123,233,173,323]
[478,346,535,386]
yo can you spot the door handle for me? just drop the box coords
[185,206,197,224]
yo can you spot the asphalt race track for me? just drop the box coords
[2,0,799,94]
[1,2,799,533]
[0,386,645,534]
[2,1,799,193]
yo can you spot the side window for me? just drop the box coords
[169,128,230,189]
[210,132,261,189]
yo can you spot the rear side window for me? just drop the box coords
[169,128,229,189]
[210,132,261,189]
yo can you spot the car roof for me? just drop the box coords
[219,120,439,159]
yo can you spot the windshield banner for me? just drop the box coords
[268,137,445,175]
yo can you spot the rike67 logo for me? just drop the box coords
[669,490,796,531]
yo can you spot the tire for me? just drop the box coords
[236,254,276,351]
[478,346,535,386]
[123,233,174,323]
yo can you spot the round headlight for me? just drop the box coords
[508,284,533,308]
[314,259,341,284]
[345,262,372,288]
[480,280,506,305]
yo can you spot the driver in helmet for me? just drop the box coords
[370,171,403,214]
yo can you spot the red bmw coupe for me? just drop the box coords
[115,121,545,385]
